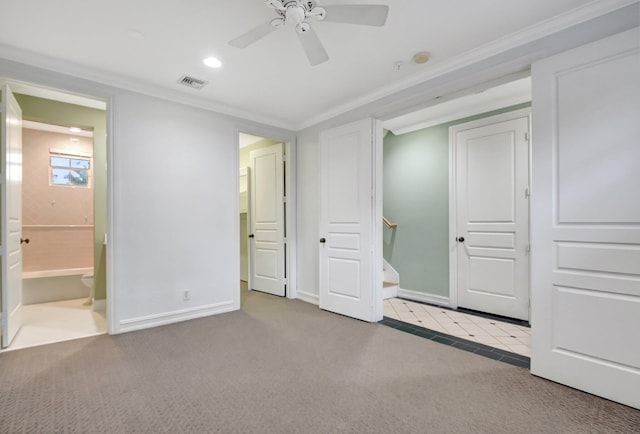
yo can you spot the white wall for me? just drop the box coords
[112,92,240,328]
[0,57,294,334]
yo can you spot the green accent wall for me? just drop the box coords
[383,102,530,297]
[15,94,108,301]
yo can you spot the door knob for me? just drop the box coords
[248,234,254,238]
[319,237,326,244]
[20,238,30,244]
[457,237,465,243]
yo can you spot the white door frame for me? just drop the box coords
[448,107,532,312]
[0,78,116,335]
[236,130,297,301]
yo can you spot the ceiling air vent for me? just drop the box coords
[177,75,208,90]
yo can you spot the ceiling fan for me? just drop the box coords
[229,1,389,66]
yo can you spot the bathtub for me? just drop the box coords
[23,267,93,305]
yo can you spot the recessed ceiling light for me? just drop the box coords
[203,56,222,68]
[69,127,82,133]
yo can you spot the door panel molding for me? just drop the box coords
[1,84,24,348]
[530,28,640,409]
[319,118,382,322]
[449,107,531,320]
[249,143,285,297]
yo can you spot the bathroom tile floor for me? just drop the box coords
[3,298,107,352]
[383,298,531,357]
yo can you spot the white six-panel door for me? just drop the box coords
[1,84,24,348]
[531,28,640,409]
[319,118,381,322]
[249,143,285,297]
[451,110,530,321]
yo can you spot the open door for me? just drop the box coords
[1,84,24,348]
[531,28,640,409]
[451,110,530,321]
[319,118,382,322]
[248,143,285,296]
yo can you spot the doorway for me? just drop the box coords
[379,76,532,354]
[238,132,295,300]
[1,83,108,351]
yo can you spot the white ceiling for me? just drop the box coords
[384,76,531,135]
[0,1,630,130]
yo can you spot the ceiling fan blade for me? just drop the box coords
[321,5,389,26]
[297,26,329,66]
[229,21,278,48]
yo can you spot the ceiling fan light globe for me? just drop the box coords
[285,5,305,25]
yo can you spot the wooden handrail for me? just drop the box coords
[383,217,397,229]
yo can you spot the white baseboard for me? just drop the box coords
[297,290,319,305]
[397,288,451,308]
[118,301,236,333]
[92,298,106,312]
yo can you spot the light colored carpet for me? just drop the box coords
[0,286,638,433]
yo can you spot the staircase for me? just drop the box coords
[382,259,399,300]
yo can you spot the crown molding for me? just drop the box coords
[0,0,635,133]
[0,44,296,131]
[294,0,638,131]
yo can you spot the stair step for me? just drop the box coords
[383,281,398,288]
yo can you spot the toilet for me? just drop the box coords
[81,272,94,305]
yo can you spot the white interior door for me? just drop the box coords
[319,118,381,322]
[451,111,530,321]
[1,84,24,348]
[531,28,640,409]
[249,143,285,297]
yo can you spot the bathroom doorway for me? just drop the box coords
[1,84,108,351]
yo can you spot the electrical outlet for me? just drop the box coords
[183,290,190,301]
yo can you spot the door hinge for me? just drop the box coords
[283,154,286,162]
[525,244,531,254]
[283,237,287,244]
[283,195,287,204]
[525,132,529,142]
[525,187,530,198]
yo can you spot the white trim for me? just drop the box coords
[448,107,532,310]
[92,298,106,312]
[0,44,292,131]
[297,290,319,305]
[397,288,451,308]
[119,301,235,333]
[373,119,384,322]
[285,139,298,300]
[106,96,117,335]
